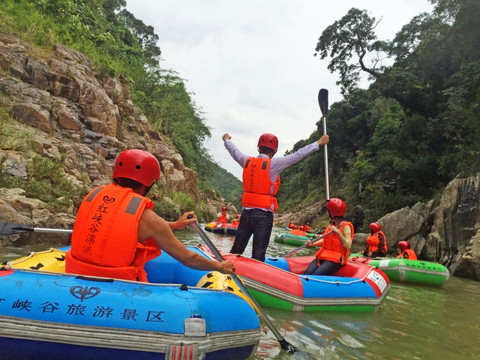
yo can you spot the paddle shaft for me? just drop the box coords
[282,231,333,257]
[190,222,298,353]
[318,88,330,200]
[0,221,72,235]
[32,227,72,234]
[322,114,330,200]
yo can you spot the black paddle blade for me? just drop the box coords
[280,339,299,354]
[318,88,329,117]
[0,221,33,235]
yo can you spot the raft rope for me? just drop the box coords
[298,271,370,285]
[198,245,217,261]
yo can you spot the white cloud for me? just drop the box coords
[126,0,434,179]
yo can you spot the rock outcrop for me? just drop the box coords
[0,33,225,237]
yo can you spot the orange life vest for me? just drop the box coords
[315,221,354,265]
[396,249,417,260]
[242,157,280,211]
[217,214,228,223]
[366,231,387,253]
[66,183,161,282]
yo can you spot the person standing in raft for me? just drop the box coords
[362,222,387,258]
[304,198,354,276]
[66,149,235,282]
[217,206,230,223]
[222,132,329,262]
[396,241,417,260]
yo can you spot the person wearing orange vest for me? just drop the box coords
[288,222,299,230]
[304,222,311,232]
[396,241,417,260]
[304,198,354,276]
[222,132,329,261]
[363,222,387,257]
[231,214,240,226]
[217,206,230,223]
[66,149,235,282]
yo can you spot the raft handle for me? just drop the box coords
[179,284,189,291]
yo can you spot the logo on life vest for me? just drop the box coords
[70,286,101,302]
[102,196,115,204]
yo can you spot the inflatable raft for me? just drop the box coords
[273,231,315,247]
[0,247,260,360]
[205,221,238,235]
[199,246,390,312]
[349,253,450,285]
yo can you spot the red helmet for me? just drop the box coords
[113,149,160,187]
[326,198,346,217]
[370,222,381,233]
[221,206,227,211]
[397,241,410,251]
[257,133,278,152]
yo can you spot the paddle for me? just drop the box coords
[190,222,300,354]
[318,88,330,201]
[0,221,73,235]
[281,231,333,257]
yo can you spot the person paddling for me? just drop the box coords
[222,132,329,262]
[304,198,354,276]
[363,222,387,258]
[66,149,235,282]
[396,241,417,260]
[217,206,230,223]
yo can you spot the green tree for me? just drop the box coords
[118,9,161,67]
[314,8,389,96]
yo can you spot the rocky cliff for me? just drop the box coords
[0,33,225,235]
[371,173,480,281]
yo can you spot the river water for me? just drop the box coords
[1,225,479,359]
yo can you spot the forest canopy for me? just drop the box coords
[279,0,480,227]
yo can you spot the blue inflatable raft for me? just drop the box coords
[0,247,260,360]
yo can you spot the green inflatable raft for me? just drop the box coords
[349,253,450,285]
[273,231,316,247]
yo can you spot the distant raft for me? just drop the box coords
[349,253,450,285]
[273,231,316,247]
[199,245,390,313]
[0,247,260,360]
[205,221,238,235]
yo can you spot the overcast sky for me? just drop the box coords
[125,0,434,179]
